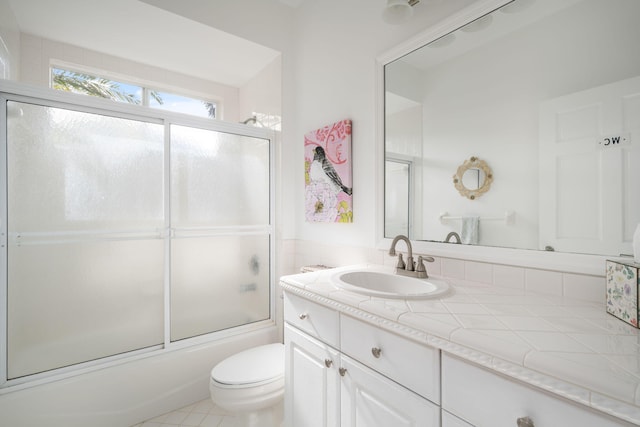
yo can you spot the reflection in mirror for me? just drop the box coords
[384,0,640,255]
[385,159,410,237]
[461,168,481,191]
[453,156,493,200]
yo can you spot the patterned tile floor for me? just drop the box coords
[131,399,237,427]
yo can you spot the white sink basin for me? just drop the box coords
[331,270,450,299]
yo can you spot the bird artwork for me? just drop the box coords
[304,119,353,223]
[309,146,352,196]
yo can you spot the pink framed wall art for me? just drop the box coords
[304,119,353,223]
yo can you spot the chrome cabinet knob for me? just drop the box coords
[517,416,534,427]
[371,347,382,358]
[298,313,308,320]
[324,359,333,368]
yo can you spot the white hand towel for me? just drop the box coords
[461,216,479,245]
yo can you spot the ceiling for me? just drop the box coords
[400,0,582,71]
[6,0,284,87]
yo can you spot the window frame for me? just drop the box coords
[49,62,220,120]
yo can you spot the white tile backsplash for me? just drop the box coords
[291,240,607,305]
[525,268,563,296]
[464,260,493,283]
[442,258,466,279]
[563,272,605,303]
[426,256,442,277]
[493,264,526,289]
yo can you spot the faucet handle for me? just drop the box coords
[406,255,415,271]
[396,253,406,269]
[415,255,434,278]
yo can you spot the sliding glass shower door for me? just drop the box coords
[3,93,273,382]
[6,101,165,379]
[170,125,271,341]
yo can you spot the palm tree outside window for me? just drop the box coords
[51,67,217,119]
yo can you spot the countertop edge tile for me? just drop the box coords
[492,357,591,406]
[591,392,640,425]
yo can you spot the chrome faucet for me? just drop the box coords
[445,231,461,244]
[388,235,434,278]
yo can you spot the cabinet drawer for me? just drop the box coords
[340,314,440,403]
[442,410,474,427]
[284,292,339,347]
[442,353,634,427]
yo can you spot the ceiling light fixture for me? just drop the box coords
[382,0,420,25]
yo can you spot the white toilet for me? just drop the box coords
[209,343,285,427]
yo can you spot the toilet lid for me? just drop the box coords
[211,343,284,386]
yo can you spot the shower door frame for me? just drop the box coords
[0,80,277,390]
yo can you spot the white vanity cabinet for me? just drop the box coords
[441,353,635,427]
[283,292,440,427]
[281,271,640,427]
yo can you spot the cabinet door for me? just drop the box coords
[340,354,440,427]
[284,324,340,427]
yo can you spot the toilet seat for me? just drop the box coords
[209,343,285,423]
[211,343,284,388]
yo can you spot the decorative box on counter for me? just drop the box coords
[300,264,331,273]
[606,259,640,328]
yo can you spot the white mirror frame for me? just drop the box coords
[375,0,616,275]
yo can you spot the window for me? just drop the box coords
[149,91,216,119]
[51,67,217,119]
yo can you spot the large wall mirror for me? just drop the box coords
[384,0,640,257]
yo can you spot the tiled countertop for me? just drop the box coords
[280,263,640,425]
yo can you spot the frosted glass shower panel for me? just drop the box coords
[7,101,164,232]
[7,239,164,379]
[171,234,271,341]
[171,125,270,227]
[6,101,165,379]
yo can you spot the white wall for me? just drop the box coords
[0,0,20,79]
[289,0,478,251]
[18,34,242,122]
[238,56,282,124]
